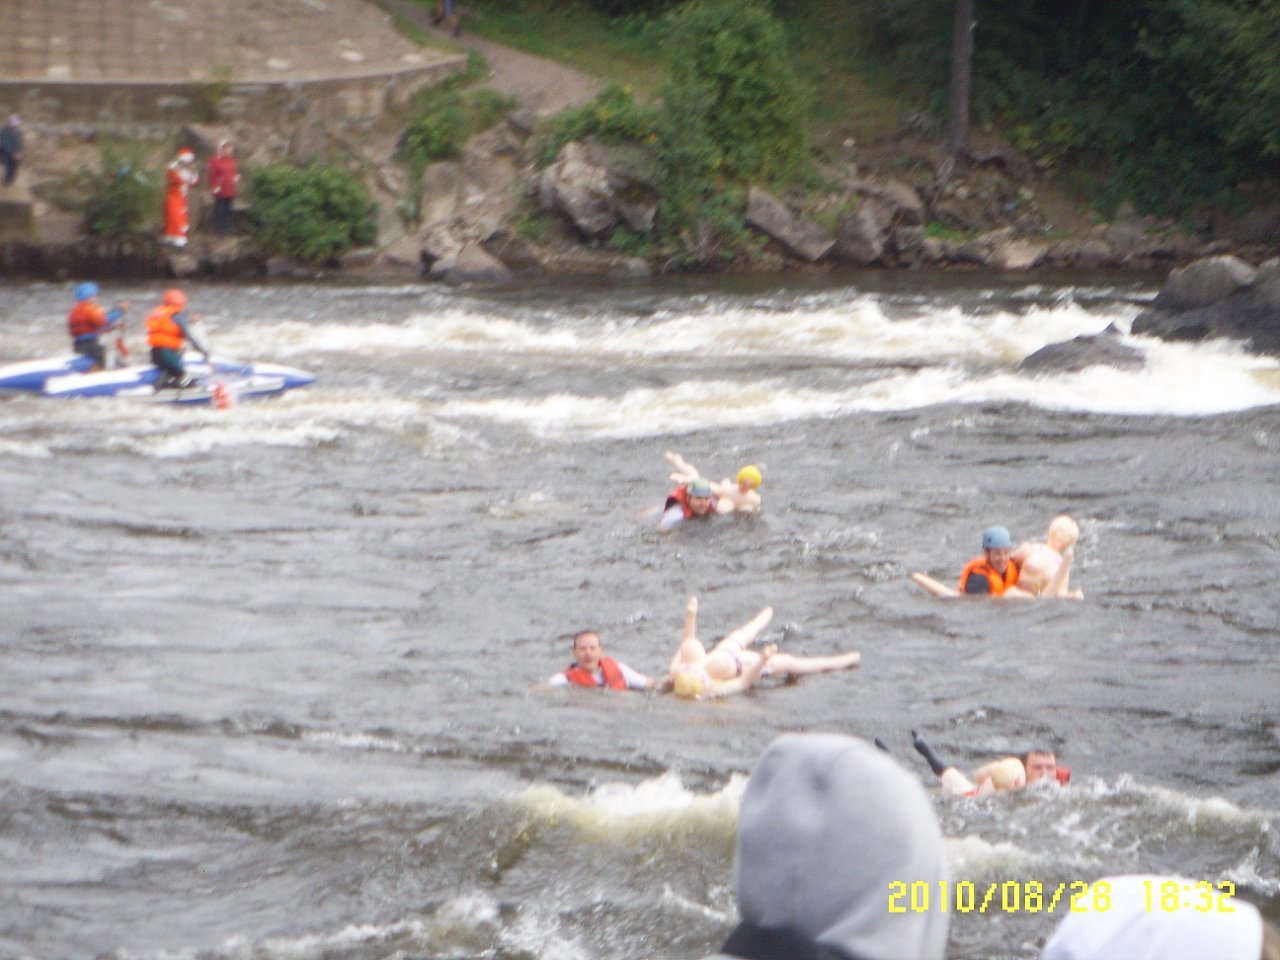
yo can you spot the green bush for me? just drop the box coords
[399,85,518,178]
[247,163,376,262]
[536,83,660,166]
[658,0,809,182]
[74,139,161,241]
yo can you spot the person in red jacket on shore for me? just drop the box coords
[547,630,657,690]
[206,140,240,235]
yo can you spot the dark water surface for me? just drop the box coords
[1,273,1278,959]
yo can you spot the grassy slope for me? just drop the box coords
[455,0,922,141]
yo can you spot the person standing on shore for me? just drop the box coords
[0,115,23,187]
[206,141,240,235]
[163,149,198,247]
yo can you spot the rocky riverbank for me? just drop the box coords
[3,107,1278,288]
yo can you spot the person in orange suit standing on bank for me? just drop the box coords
[163,148,198,247]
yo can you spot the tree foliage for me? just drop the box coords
[659,0,809,181]
[248,163,377,263]
[74,139,161,241]
[852,0,1279,214]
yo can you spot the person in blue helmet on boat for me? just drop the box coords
[145,288,209,389]
[67,282,129,371]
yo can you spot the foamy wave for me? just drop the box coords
[944,833,1034,875]
[247,298,1131,367]
[301,730,407,753]
[508,771,746,842]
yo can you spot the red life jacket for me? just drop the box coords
[563,656,627,690]
[68,301,108,339]
[146,304,185,351]
[958,556,1021,596]
[1055,765,1071,785]
[664,485,717,519]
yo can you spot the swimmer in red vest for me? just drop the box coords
[911,731,1070,796]
[665,451,763,515]
[547,629,657,691]
[660,477,718,530]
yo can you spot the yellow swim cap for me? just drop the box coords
[672,671,705,699]
[736,465,762,489]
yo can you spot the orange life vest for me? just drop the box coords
[664,485,717,519]
[146,304,186,351]
[68,301,109,339]
[958,556,1021,596]
[563,656,627,690]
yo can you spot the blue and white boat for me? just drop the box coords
[0,354,315,404]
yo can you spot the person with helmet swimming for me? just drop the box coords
[67,282,128,371]
[911,524,1042,598]
[664,451,763,515]
[145,288,209,389]
[666,596,861,699]
[659,476,719,530]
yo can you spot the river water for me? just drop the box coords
[1,271,1278,960]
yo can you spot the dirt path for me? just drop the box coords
[376,0,603,116]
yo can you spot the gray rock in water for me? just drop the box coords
[1134,255,1280,356]
[745,187,834,262]
[1019,325,1144,374]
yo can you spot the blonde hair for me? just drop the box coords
[672,671,705,699]
[1047,515,1079,551]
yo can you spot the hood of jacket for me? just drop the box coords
[724,733,949,960]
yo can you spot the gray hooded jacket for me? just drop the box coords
[707,733,949,960]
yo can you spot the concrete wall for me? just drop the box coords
[0,57,466,130]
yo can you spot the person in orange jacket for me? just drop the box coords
[546,630,657,690]
[67,282,128,371]
[163,149,199,247]
[146,288,208,388]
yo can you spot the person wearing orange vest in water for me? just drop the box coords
[664,451,763,515]
[67,282,128,371]
[910,731,1071,796]
[146,288,209,389]
[957,525,1023,595]
[163,149,198,247]
[660,477,718,530]
[546,630,656,690]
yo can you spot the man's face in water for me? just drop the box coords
[1024,751,1058,783]
[572,632,602,671]
[688,494,714,516]
[985,546,1011,573]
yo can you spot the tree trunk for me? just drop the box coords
[946,0,975,158]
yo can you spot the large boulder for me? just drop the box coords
[1019,325,1145,374]
[538,140,659,241]
[1133,256,1280,355]
[831,201,890,265]
[1150,255,1257,311]
[745,187,834,262]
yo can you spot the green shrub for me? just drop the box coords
[536,83,660,166]
[74,139,161,241]
[399,85,518,177]
[247,163,376,262]
[658,0,809,182]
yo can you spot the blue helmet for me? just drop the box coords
[982,525,1012,550]
[74,282,99,301]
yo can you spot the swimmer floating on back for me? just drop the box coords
[666,596,861,698]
